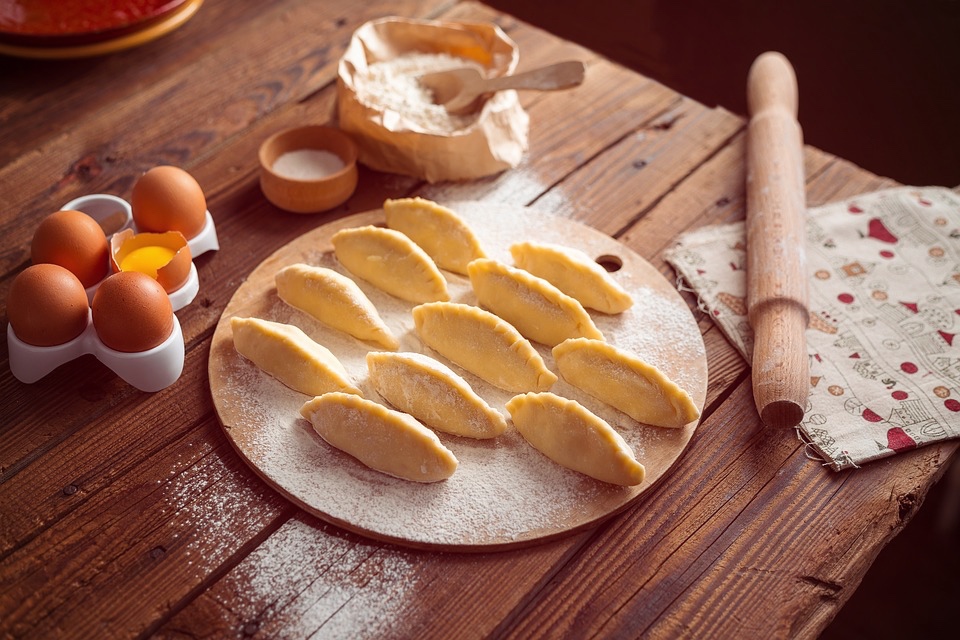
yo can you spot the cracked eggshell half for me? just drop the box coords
[109,228,193,294]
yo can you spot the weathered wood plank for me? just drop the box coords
[479,148,943,639]
[0,0,456,166]
[0,6,701,637]
[533,101,744,236]
[155,511,590,639]
[497,380,957,639]
[0,0,454,278]
[3,2,951,639]
[0,7,736,636]
[418,3,684,206]
[142,33,756,640]
[0,414,293,638]
[1,38,420,483]
[420,64,680,207]
[0,342,215,555]
[0,4,677,478]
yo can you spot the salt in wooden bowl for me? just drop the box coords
[258,125,359,214]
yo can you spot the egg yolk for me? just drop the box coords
[120,245,176,279]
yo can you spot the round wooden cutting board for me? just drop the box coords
[208,202,708,551]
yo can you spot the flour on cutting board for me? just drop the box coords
[211,203,707,548]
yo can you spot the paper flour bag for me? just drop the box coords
[337,17,530,182]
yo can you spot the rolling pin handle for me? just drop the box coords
[747,51,799,119]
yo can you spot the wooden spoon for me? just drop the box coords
[419,60,586,114]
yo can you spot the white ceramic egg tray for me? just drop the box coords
[7,193,218,392]
[7,311,184,392]
[62,193,219,310]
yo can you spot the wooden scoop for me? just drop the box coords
[419,60,586,114]
[745,51,810,429]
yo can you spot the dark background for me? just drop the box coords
[488,0,960,187]
[486,0,960,636]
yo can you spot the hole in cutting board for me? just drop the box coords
[595,254,623,272]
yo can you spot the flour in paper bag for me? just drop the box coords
[353,53,483,133]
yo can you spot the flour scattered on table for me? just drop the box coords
[214,516,421,638]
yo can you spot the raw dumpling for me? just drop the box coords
[300,392,458,483]
[509,241,633,314]
[231,316,361,396]
[384,197,486,275]
[506,392,645,486]
[275,263,398,350]
[331,225,449,303]
[552,338,700,428]
[412,301,557,393]
[467,258,603,347]
[367,351,507,439]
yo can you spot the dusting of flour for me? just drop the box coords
[213,515,422,637]
[211,204,706,549]
[353,52,484,133]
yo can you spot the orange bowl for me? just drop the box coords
[258,125,359,214]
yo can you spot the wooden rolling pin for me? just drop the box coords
[745,51,810,428]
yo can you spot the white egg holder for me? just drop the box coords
[62,193,220,311]
[6,193,217,392]
[7,310,185,393]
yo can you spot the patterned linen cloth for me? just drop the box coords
[665,187,960,470]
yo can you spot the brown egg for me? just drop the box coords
[7,263,90,346]
[131,166,207,239]
[92,271,174,352]
[31,209,110,288]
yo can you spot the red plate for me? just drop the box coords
[0,0,186,46]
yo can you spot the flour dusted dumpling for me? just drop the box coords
[367,351,507,439]
[231,317,361,396]
[412,301,557,393]
[384,197,486,275]
[553,338,700,428]
[300,392,458,483]
[275,263,398,350]
[467,258,603,347]
[510,241,633,314]
[506,392,645,486]
[331,225,449,303]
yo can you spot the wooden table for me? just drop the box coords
[2,1,957,638]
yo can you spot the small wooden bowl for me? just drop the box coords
[258,125,359,214]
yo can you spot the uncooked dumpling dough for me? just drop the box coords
[412,301,557,393]
[467,258,603,347]
[553,338,700,428]
[506,392,645,486]
[300,392,458,483]
[384,197,486,275]
[509,241,633,314]
[367,351,507,439]
[231,317,361,396]
[331,225,449,303]
[275,263,398,350]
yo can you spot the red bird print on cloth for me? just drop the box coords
[866,218,898,244]
[886,427,917,452]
